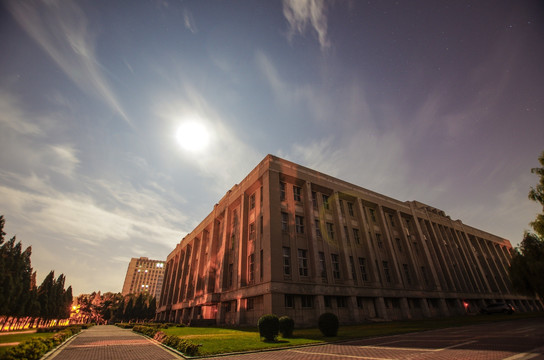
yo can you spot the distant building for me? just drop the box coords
[157,155,542,326]
[122,257,165,301]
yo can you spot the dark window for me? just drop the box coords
[369,208,376,222]
[337,296,347,308]
[322,194,330,210]
[249,222,255,241]
[312,191,318,209]
[319,252,327,278]
[358,258,368,281]
[295,215,304,234]
[247,297,254,310]
[326,222,334,240]
[347,202,354,217]
[280,182,286,201]
[281,212,289,232]
[353,228,361,244]
[249,193,256,210]
[283,247,291,276]
[298,249,308,276]
[344,226,350,243]
[402,264,411,284]
[315,220,322,238]
[331,254,341,279]
[324,295,332,308]
[350,256,357,284]
[396,238,402,252]
[301,295,313,308]
[285,294,294,308]
[376,233,383,249]
[293,185,302,202]
[248,253,255,283]
[383,261,391,283]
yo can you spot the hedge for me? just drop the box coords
[132,325,200,356]
[0,325,83,360]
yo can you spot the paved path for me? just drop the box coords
[47,325,182,360]
[198,317,544,360]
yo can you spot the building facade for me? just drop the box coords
[122,257,165,301]
[157,155,541,326]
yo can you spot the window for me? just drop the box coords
[260,215,263,236]
[249,222,255,241]
[389,214,395,227]
[326,222,334,240]
[376,233,383,249]
[248,253,255,283]
[336,296,347,308]
[421,266,429,286]
[298,249,308,276]
[260,250,263,281]
[357,297,364,308]
[247,297,254,310]
[369,208,376,222]
[280,182,286,201]
[339,200,345,215]
[283,247,291,276]
[347,202,354,217]
[402,264,411,284]
[301,295,313,308]
[344,226,350,243]
[318,252,327,278]
[312,191,318,209]
[350,256,357,284]
[285,294,294,308]
[315,220,322,238]
[249,193,256,210]
[382,261,391,283]
[293,185,302,202]
[353,228,361,244]
[331,254,341,279]
[295,215,304,234]
[358,258,368,281]
[281,212,289,232]
[396,238,402,252]
[324,295,332,308]
[322,194,330,210]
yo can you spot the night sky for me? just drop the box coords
[1,0,543,295]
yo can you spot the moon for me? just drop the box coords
[175,121,210,152]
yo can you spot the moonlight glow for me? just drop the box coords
[176,122,210,152]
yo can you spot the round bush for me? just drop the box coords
[278,316,294,338]
[257,314,279,342]
[318,312,339,337]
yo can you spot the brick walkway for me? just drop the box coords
[46,325,182,360]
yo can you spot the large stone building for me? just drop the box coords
[122,257,165,301]
[157,155,541,326]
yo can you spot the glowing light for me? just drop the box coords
[176,121,210,152]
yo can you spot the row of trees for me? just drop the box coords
[73,292,156,324]
[0,216,73,330]
[509,151,544,301]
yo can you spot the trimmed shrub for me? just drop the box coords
[318,312,339,337]
[278,316,294,338]
[257,314,279,342]
[133,326,200,356]
[0,326,82,360]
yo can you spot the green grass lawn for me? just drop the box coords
[161,312,544,356]
[0,331,55,355]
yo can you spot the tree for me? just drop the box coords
[509,151,544,301]
[528,151,544,238]
[509,232,544,300]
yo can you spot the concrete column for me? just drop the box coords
[400,297,412,319]
[375,297,389,320]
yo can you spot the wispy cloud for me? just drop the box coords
[6,0,129,124]
[283,0,330,51]
[183,9,198,33]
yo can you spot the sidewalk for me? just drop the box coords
[46,325,182,360]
